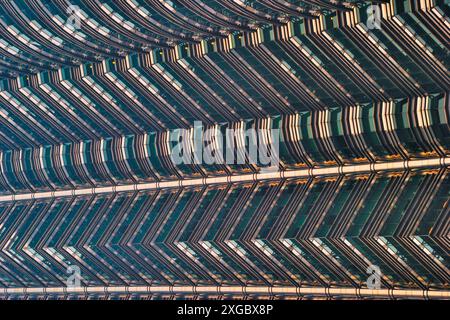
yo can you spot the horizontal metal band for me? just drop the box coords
[0,157,448,202]
[3,285,449,299]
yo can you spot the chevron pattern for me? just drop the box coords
[0,0,449,299]
[0,170,448,299]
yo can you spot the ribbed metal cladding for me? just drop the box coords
[0,0,449,299]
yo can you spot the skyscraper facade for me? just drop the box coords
[0,0,448,299]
